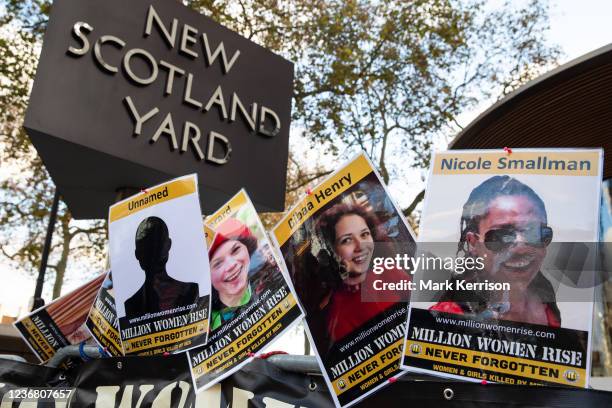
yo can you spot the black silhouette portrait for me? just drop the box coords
[123,217,199,317]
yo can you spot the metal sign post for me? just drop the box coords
[31,189,60,311]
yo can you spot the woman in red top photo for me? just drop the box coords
[431,175,560,328]
[316,203,407,343]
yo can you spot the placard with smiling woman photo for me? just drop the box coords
[273,154,416,408]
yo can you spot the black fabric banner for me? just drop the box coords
[1,355,612,407]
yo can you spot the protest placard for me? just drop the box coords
[402,148,603,388]
[14,273,105,363]
[109,174,211,355]
[85,271,122,356]
[272,153,415,408]
[187,189,303,390]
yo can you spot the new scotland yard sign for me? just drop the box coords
[25,0,293,218]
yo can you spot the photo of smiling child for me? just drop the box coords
[402,149,603,389]
[187,190,303,392]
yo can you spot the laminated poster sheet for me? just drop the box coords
[187,189,304,391]
[272,153,416,408]
[402,148,603,389]
[14,273,105,363]
[85,270,123,356]
[109,174,211,356]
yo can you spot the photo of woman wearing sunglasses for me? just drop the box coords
[431,175,560,327]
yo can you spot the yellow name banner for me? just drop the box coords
[405,340,586,387]
[110,176,197,222]
[194,294,297,376]
[22,318,54,361]
[204,224,215,247]
[124,319,208,354]
[89,307,120,349]
[206,189,248,230]
[274,154,373,246]
[332,339,404,396]
[433,151,600,176]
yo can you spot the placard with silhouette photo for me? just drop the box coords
[402,148,603,389]
[272,153,416,408]
[187,189,303,391]
[109,174,211,356]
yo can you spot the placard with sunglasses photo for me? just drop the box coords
[401,148,603,389]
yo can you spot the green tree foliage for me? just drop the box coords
[189,0,559,182]
[0,1,105,299]
[0,0,559,298]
